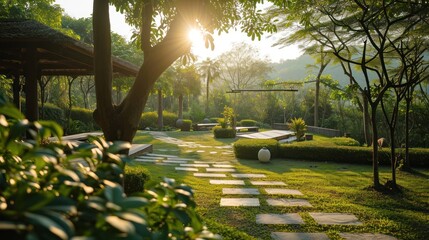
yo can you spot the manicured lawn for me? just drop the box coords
[131,131,429,240]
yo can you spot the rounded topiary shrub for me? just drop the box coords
[181,119,192,131]
[70,107,94,124]
[124,167,151,195]
[163,111,178,128]
[233,138,279,159]
[213,126,236,138]
[240,119,256,127]
[140,111,158,129]
[332,137,361,146]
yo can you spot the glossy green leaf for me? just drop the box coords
[25,212,69,240]
[105,215,135,233]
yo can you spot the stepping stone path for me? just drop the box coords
[222,188,260,195]
[220,198,260,206]
[271,232,330,240]
[136,133,390,239]
[266,198,313,207]
[309,212,362,225]
[256,213,304,224]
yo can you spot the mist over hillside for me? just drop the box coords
[269,54,370,86]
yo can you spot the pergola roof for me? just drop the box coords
[0,19,139,77]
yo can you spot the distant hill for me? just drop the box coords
[269,54,370,86]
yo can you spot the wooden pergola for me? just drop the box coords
[0,19,139,121]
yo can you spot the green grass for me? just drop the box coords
[130,131,429,240]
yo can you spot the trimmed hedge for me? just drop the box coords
[162,111,178,127]
[70,107,95,124]
[234,139,279,159]
[279,144,429,167]
[181,119,192,131]
[124,167,151,195]
[140,111,178,129]
[332,137,361,146]
[213,126,236,138]
[40,103,64,124]
[233,138,429,167]
[239,119,256,127]
[140,111,158,129]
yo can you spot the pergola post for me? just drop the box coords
[23,48,40,122]
[12,74,21,111]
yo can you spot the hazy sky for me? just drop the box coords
[54,0,301,62]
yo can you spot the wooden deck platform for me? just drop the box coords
[129,144,153,157]
[238,130,295,140]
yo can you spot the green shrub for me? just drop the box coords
[240,119,256,127]
[163,110,178,127]
[278,144,429,167]
[70,107,94,124]
[0,97,217,239]
[66,119,93,134]
[124,166,151,195]
[40,103,64,124]
[233,139,279,159]
[213,126,236,138]
[181,119,192,131]
[140,111,158,129]
[140,111,178,129]
[288,117,307,140]
[210,117,220,123]
[332,137,361,146]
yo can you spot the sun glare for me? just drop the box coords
[188,28,203,45]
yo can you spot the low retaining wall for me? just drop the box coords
[272,123,341,137]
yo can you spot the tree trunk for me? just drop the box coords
[389,126,397,188]
[157,89,163,129]
[178,94,183,119]
[205,74,210,117]
[370,104,381,189]
[92,0,191,143]
[404,94,411,169]
[362,93,371,146]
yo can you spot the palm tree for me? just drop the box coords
[199,58,219,117]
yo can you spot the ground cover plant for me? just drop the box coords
[0,99,218,239]
[130,131,429,240]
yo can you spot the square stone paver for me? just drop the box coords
[134,159,159,163]
[264,188,303,195]
[271,232,330,240]
[339,233,398,240]
[196,150,206,153]
[212,164,235,168]
[194,173,227,178]
[163,160,188,164]
[194,161,230,164]
[206,168,236,172]
[309,213,362,225]
[210,180,245,185]
[175,167,199,172]
[222,188,260,195]
[209,151,218,154]
[145,153,177,158]
[267,198,313,207]
[180,163,210,167]
[250,181,286,186]
[256,213,304,224]
[231,174,266,178]
[168,157,193,161]
[136,156,164,160]
[220,198,260,206]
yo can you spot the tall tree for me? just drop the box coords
[271,0,429,189]
[174,64,201,119]
[92,0,276,142]
[199,58,220,117]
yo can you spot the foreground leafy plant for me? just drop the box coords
[0,96,218,239]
